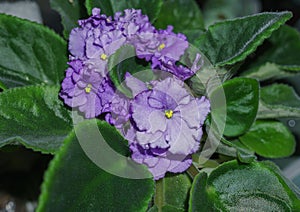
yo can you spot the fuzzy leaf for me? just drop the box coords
[239,120,296,158]
[258,84,300,119]
[189,160,300,211]
[37,120,154,211]
[244,25,300,73]
[197,12,292,66]
[154,174,191,211]
[210,78,259,137]
[0,14,67,88]
[50,0,87,39]
[0,86,72,153]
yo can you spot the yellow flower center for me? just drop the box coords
[100,53,108,60]
[85,84,92,93]
[165,110,173,119]
[158,43,165,50]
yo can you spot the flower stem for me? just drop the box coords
[187,163,200,179]
[154,179,165,212]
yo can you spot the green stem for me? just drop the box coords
[187,163,200,179]
[154,179,164,212]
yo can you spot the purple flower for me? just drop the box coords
[84,29,127,76]
[159,53,204,80]
[130,143,193,180]
[114,9,155,39]
[61,8,153,117]
[132,25,202,80]
[125,75,210,179]
[105,94,130,131]
[60,8,209,179]
[134,26,188,62]
[60,60,114,118]
[69,8,114,60]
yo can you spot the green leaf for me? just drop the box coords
[219,137,256,163]
[189,160,300,211]
[50,0,88,39]
[37,120,154,211]
[261,161,300,199]
[240,62,298,81]
[154,0,204,32]
[162,205,185,212]
[239,120,296,158]
[197,12,292,66]
[241,25,300,81]
[188,172,216,211]
[258,84,300,119]
[210,78,259,137]
[85,0,163,23]
[149,205,185,212]
[203,0,261,27]
[108,45,152,96]
[243,25,300,75]
[0,14,67,88]
[0,85,72,153]
[154,174,191,211]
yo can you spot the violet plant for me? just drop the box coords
[0,0,300,211]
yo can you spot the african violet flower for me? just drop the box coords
[61,8,152,117]
[132,26,203,80]
[60,7,208,178]
[60,59,114,118]
[105,94,130,131]
[124,74,210,179]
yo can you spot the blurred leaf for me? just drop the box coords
[50,0,87,39]
[258,84,300,119]
[0,86,72,153]
[85,0,163,23]
[0,14,67,88]
[239,120,296,158]
[189,160,300,211]
[210,78,259,137]
[197,12,292,66]
[154,0,204,32]
[203,0,261,27]
[203,0,261,28]
[37,120,154,211]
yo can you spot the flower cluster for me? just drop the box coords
[60,8,210,179]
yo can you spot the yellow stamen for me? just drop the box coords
[147,84,153,90]
[85,84,92,93]
[165,110,173,119]
[158,43,165,50]
[100,53,108,60]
